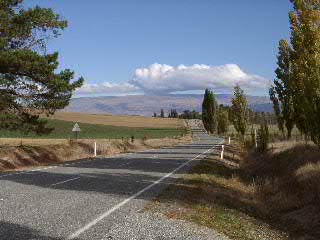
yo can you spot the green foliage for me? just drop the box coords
[230,86,249,137]
[160,109,165,118]
[179,110,201,119]
[270,40,295,139]
[0,0,83,135]
[257,119,269,153]
[168,109,178,118]
[202,89,218,134]
[217,107,229,135]
[288,0,320,145]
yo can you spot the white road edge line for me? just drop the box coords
[67,141,223,240]
[50,176,81,186]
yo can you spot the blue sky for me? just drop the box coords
[25,0,292,96]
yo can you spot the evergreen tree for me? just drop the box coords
[230,86,249,137]
[160,109,164,118]
[289,0,320,145]
[168,109,178,118]
[270,40,294,139]
[202,89,218,133]
[0,0,83,134]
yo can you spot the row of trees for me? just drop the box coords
[202,86,249,136]
[202,86,271,152]
[270,0,320,146]
[153,109,201,119]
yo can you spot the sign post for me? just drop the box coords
[94,141,97,157]
[254,129,257,149]
[72,123,81,141]
[220,145,225,160]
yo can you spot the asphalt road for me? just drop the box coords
[0,124,224,240]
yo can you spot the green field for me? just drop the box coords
[0,119,185,139]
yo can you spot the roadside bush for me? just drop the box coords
[257,121,269,153]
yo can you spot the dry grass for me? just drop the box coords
[47,112,183,128]
[0,138,71,146]
[241,142,320,240]
[0,136,191,172]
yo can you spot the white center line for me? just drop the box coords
[67,141,223,240]
[50,176,81,186]
[119,162,130,167]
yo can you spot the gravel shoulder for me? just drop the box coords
[104,210,229,240]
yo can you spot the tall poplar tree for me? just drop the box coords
[202,89,218,134]
[289,0,320,144]
[0,0,83,134]
[217,107,229,135]
[269,39,295,139]
[230,86,249,137]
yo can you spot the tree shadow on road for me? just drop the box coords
[0,221,81,240]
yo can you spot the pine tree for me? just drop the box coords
[202,89,218,134]
[270,40,294,139]
[0,0,84,134]
[230,86,249,137]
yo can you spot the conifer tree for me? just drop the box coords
[160,109,165,118]
[0,0,83,134]
[202,89,218,133]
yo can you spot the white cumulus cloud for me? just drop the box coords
[76,82,140,95]
[76,63,269,96]
[130,63,268,94]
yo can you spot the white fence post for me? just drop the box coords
[254,129,258,149]
[94,141,97,157]
[220,145,224,160]
[228,136,231,145]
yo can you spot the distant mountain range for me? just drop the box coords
[64,94,273,116]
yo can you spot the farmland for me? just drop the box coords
[0,118,186,140]
[48,111,183,128]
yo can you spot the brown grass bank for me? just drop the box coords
[242,142,320,239]
[0,136,191,172]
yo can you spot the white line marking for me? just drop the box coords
[50,177,81,186]
[119,162,130,167]
[0,174,12,178]
[67,143,220,240]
